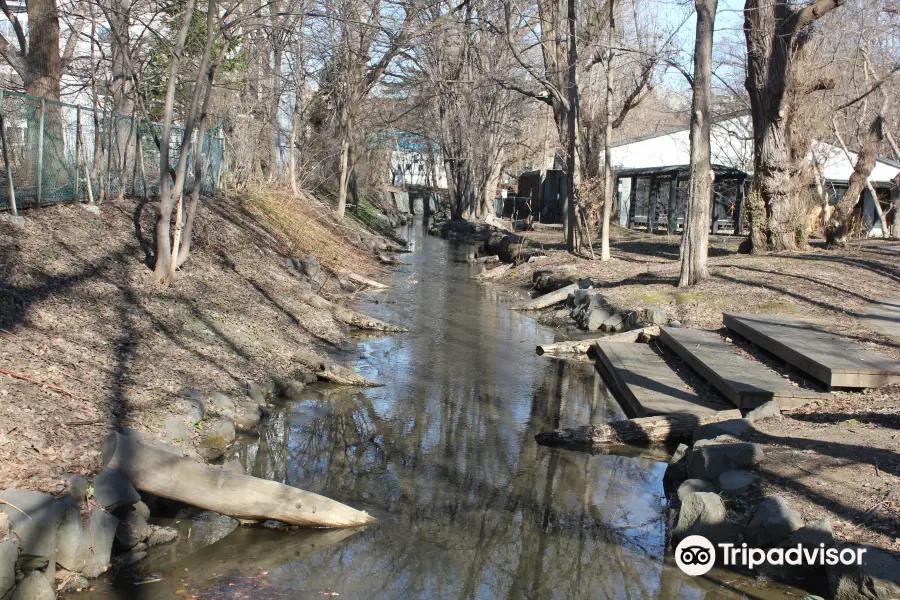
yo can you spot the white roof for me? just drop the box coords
[611,115,900,184]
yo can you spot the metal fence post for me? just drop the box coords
[37,97,45,207]
[73,105,81,203]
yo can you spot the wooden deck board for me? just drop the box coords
[592,342,731,417]
[723,313,900,389]
[659,327,823,410]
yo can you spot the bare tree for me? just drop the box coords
[679,0,716,287]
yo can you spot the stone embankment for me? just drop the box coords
[665,401,900,599]
[0,376,310,598]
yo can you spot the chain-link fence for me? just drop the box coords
[0,90,224,213]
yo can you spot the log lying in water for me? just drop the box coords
[102,432,375,528]
[297,290,405,332]
[535,327,660,356]
[535,409,742,448]
[316,362,383,387]
[512,283,579,311]
[334,268,389,290]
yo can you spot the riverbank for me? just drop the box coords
[431,217,900,593]
[0,190,403,494]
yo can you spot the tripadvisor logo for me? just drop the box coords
[675,535,868,576]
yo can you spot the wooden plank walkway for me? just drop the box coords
[592,342,732,418]
[860,297,900,343]
[660,327,823,410]
[724,313,900,389]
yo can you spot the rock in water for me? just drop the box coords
[93,469,141,513]
[56,503,84,571]
[115,510,151,549]
[11,572,54,600]
[828,545,900,600]
[673,492,734,544]
[746,496,804,547]
[80,508,119,579]
[0,489,64,571]
[677,479,717,503]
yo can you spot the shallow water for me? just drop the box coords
[76,219,804,599]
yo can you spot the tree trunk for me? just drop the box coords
[825,116,883,246]
[743,0,844,252]
[268,36,283,181]
[679,0,716,287]
[103,433,374,528]
[564,0,579,253]
[25,0,61,101]
[336,108,351,218]
[600,1,615,261]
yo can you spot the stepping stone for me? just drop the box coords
[860,297,900,343]
[724,313,900,389]
[661,327,824,409]
[593,342,732,417]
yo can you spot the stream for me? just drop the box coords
[77,218,804,599]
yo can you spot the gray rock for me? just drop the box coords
[668,320,683,328]
[115,510,151,550]
[277,379,305,400]
[247,381,266,405]
[116,549,147,568]
[208,392,235,418]
[601,312,625,332]
[0,540,16,600]
[175,388,206,425]
[828,546,900,600]
[295,371,318,385]
[133,501,151,521]
[694,419,752,443]
[80,508,118,578]
[163,417,189,443]
[11,572,54,600]
[81,204,101,216]
[677,479,717,502]
[673,492,735,544]
[688,442,765,481]
[197,436,228,462]
[67,476,89,506]
[55,503,83,571]
[577,278,595,289]
[223,458,244,474]
[234,400,264,433]
[585,308,614,332]
[744,400,782,423]
[145,525,178,548]
[573,289,605,307]
[0,489,63,571]
[643,307,668,326]
[56,570,90,594]
[0,513,7,539]
[202,416,235,444]
[746,496,804,547]
[718,470,757,496]
[781,519,834,548]
[93,469,140,513]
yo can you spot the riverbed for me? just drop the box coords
[76,218,803,599]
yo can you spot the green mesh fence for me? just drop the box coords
[0,90,223,212]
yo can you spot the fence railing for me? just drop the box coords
[0,90,224,213]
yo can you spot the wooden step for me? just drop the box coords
[723,313,900,389]
[660,327,823,410]
[592,342,732,418]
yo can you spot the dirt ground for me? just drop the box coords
[494,223,900,554]
[0,193,393,495]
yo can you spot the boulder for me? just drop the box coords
[145,525,178,547]
[275,379,305,400]
[55,503,83,571]
[782,519,834,548]
[207,392,235,419]
[55,570,90,594]
[176,388,206,425]
[532,270,576,293]
[11,572,54,600]
[93,469,141,513]
[585,308,614,332]
[642,307,668,326]
[746,496,804,547]
[67,476,89,506]
[694,419,751,443]
[0,513,7,539]
[677,479,717,503]
[0,489,64,571]
[202,417,235,444]
[163,417,189,444]
[0,540,16,600]
[744,400,782,423]
[668,320,683,328]
[573,289,605,307]
[115,510,151,550]
[133,501,151,521]
[688,442,765,481]
[577,278,595,289]
[287,255,326,287]
[0,214,25,229]
[234,401,264,434]
[247,381,267,406]
[197,436,228,462]
[828,546,900,600]
[80,508,118,578]
[673,492,734,544]
[718,470,757,496]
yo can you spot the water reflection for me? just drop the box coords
[73,220,800,599]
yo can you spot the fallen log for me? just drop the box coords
[535,327,660,356]
[102,432,375,528]
[535,409,743,449]
[473,255,500,264]
[484,231,544,264]
[334,268,389,289]
[297,290,405,332]
[476,263,513,281]
[512,283,579,311]
[316,362,383,387]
